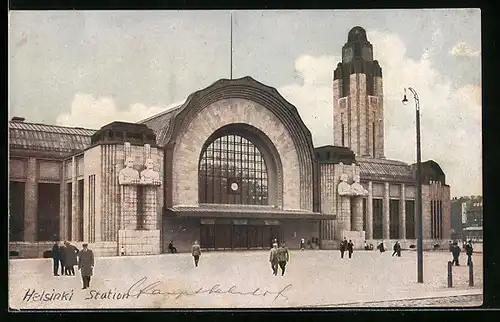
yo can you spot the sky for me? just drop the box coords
[8,9,481,198]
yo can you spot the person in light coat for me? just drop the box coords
[78,243,95,289]
[192,240,201,267]
[269,243,279,276]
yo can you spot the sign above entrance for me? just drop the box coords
[264,220,280,226]
[233,219,248,225]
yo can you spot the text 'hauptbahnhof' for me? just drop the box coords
[9,27,451,258]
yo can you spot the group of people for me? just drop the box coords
[51,241,95,289]
[339,238,354,259]
[450,240,474,266]
[51,241,79,276]
[269,239,290,276]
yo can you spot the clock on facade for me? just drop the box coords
[343,47,353,63]
[231,182,239,191]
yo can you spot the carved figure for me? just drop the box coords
[351,175,368,196]
[337,174,352,196]
[140,158,160,183]
[118,157,140,184]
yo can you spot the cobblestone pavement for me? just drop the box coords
[9,250,483,309]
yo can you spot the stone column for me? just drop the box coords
[383,182,390,239]
[353,197,363,231]
[399,183,406,239]
[366,181,373,239]
[336,196,351,238]
[120,185,138,230]
[24,157,38,242]
[59,160,66,240]
[143,186,158,230]
[71,156,78,241]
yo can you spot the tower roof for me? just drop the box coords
[347,26,368,42]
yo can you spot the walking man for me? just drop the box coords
[52,241,60,276]
[192,240,201,267]
[340,237,347,259]
[78,243,94,289]
[392,241,402,257]
[300,238,305,251]
[451,241,461,266]
[347,240,354,259]
[276,242,290,276]
[269,243,279,276]
[465,240,474,266]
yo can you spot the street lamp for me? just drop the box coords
[402,87,424,283]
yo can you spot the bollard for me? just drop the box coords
[469,261,474,287]
[447,261,453,288]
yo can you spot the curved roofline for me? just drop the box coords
[8,120,98,132]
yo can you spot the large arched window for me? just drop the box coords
[199,133,269,205]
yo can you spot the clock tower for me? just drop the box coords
[333,26,384,158]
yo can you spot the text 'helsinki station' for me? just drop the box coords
[9,27,451,258]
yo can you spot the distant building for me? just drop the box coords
[8,26,452,258]
[451,196,483,240]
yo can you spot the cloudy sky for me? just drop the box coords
[8,9,481,198]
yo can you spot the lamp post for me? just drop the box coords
[402,87,424,283]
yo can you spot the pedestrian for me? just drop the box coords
[392,241,402,257]
[300,238,305,251]
[465,240,474,266]
[168,240,178,254]
[51,241,60,276]
[120,246,125,256]
[269,243,279,276]
[192,240,201,267]
[451,241,461,266]
[276,242,290,276]
[64,241,79,276]
[78,243,94,289]
[377,241,386,253]
[347,240,354,259]
[271,238,278,249]
[364,240,368,250]
[59,243,66,275]
[340,237,347,258]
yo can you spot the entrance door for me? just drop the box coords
[232,225,248,249]
[215,224,232,250]
[200,225,215,249]
[247,226,263,249]
[271,226,281,244]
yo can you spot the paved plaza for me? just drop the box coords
[9,249,483,309]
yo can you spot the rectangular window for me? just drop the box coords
[439,201,443,239]
[362,198,367,232]
[9,181,25,242]
[78,180,84,241]
[389,199,400,239]
[405,200,415,239]
[88,175,96,242]
[372,112,376,156]
[372,199,383,239]
[341,112,345,147]
[37,183,61,242]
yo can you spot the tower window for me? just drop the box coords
[341,113,345,146]
[372,112,376,157]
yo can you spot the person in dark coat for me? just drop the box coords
[168,241,177,254]
[347,240,354,259]
[340,237,347,258]
[276,242,290,276]
[465,240,474,266]
[78,243,94,289]
[392,242,402,257]
[192,240,201,267]
[51,242,60,276]
[451,241,461,266]
[59,243,66,275]
[64,241,79,276]
[377,241,386,253]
